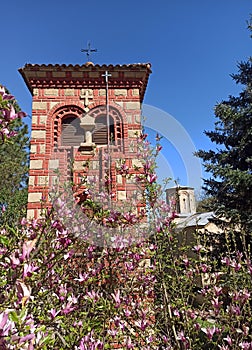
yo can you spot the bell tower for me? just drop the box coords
[19,62,151,218]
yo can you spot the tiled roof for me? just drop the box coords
[19,62,152,102]
[176,212,215,228]
[19,62,151,69]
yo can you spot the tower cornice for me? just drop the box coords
[19,63,152,102]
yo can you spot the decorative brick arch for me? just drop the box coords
[48,101,85,117]
[88,101,128,125]
[86,104,125,151]
[48,104,85,148]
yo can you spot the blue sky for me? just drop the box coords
[1,0,251,192]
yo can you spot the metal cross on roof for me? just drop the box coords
[102,70,112,83]
[81,42,97,61]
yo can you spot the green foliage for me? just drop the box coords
[154,221,252,349]
[0,87,29,226]
[196,194,215,213]
[196,56,252,232]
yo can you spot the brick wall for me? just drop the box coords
[19,63,151,218]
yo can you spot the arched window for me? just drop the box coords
[61,115,83,147]
[53,106,84,148]
[88,106,124,151]
[93,115,115,145]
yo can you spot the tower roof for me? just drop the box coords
[19,63,152,103]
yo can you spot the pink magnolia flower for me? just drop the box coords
[124,308,131,317]
[230,260,241,271]
[113,316,124,330]
[0,312,13,337]
[135,319,148,331]
[58,284,67,301]
[49,308,60,319]
[239,289,250,303]
[86,290,100,302]
[22,239,37,261]
[107,329,117,337]
[9,251,21,268]
[74,272,89,283]
[221,257,230,266]
[6,105,16,120]
[16,279,32,306]
[67,294,78,304]
[202,326,218,340]
[147,174,157,184]
[211,297,222,310]
[123,212,137,224]
[177,330,187,343]
[214,286,223,296]
[200,263,209,273]
[173,309,180,318]
[125,261,134,271]
[183,257,189,268]
[63,249,75,260]
[125,336,134,349]
[7,130,17,138]
[223,335,232,346]
[0,127,9,135]
[239,342,252,350]
[111,290,121,308]
[79,332,104,350]
[227,304,241,316]
[61,302,75,315]
[20,217,27,226]
[19,333,35,345]
[187,309,196,320]
[17,111,26,118]
[193,244,203,253]
[242,325,250,336]
[162,335,168,343]
[23,262,39,278]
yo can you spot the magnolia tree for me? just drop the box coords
[0,86,26,141]
[0,86,29,226]
[0,92,252,349]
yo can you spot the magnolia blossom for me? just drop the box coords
[22,239,37,261]
[23,262,39,278]
[16,279,32,306]
[0,312,14,337]
[111,290,121,308]
[223,335,232,346]
[239,341,252,350]
[49,308,60,319]
[0,86,26,141]
[201,326,217,340]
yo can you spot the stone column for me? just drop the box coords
[79,113,95,151]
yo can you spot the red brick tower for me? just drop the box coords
[19,62,151,219]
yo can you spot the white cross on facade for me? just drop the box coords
[80,90,93,107]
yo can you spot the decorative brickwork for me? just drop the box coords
[19,63,151,218]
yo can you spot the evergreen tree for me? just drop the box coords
[0,86,29,226]
[196,56,252,233]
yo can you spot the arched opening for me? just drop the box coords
[93,115,115,145]
[87,105,124,151]
[61,115,83,147]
